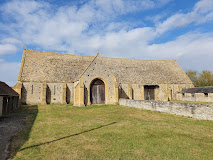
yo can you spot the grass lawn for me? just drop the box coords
[9,104,213,160]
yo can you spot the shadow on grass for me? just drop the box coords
[8,105,38,159]
[19,121,117,151]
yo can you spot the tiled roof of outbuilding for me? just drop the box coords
[19,50,192,84]
[0,81,19,96]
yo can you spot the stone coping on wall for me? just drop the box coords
[119,98,213,121]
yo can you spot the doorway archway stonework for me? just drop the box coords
[73,54,119,106]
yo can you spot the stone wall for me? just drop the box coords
[46,83,64,104]
[22,82,74,105]
[131,84,144,100]
[0,96,3,117]
[22,82,43,104]
[120,83,193,102]
[66,83,74,104]
[21,81,193,105]
[119,84,129,99]
[156,84,193,101]
[176,93,213,102]
[79,55,119,106]
[119,98,213,120]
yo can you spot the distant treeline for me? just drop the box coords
[185,70,213,87]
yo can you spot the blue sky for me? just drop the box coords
[0,0,213,86]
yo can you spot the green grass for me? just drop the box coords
[9,104,213,160]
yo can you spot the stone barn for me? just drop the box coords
[14,49,193,106]
[0,81,19,116]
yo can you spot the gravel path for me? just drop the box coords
[0,114,26,160]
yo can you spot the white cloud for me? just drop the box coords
[156,0,213,34]
[1,0,49,16]
[1,38,22,45]
[0,0,172,49]
[194,0,213,13]
[0,0,212,59]
[0,0,212,87]
[0,44,17,55]
[93,0,170,16]
[67,27,156,57]
[0,38,22,55]
[0,62,20,86]
[146,12,168,24]
[146,32,213,59]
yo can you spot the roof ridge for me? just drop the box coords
[102,56,176,61]
[25,49,176,61]
[25,49,95,58]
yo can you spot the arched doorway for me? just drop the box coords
[90,79,105,104]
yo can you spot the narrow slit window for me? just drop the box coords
[119,84,122,95]
[32,85,33,94]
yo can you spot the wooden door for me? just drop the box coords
[144,86,155,100]
[90,79,105,104]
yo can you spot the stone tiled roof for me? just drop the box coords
[0,81,19,96]
[20,50,192,84]
[182,87,213,93]
[102,57,191,84]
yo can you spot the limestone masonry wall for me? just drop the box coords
[119,84,129,99]
[22,82,74,105]
[128,83,192,102]
[81,55,118,105]
[21,81,193,105]
[66,83,74,104]
[119,98,213,120]
[22,83,43,104]
[156,84,192,101]
[46,83,64,104]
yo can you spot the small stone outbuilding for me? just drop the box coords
[176,87,213,102]
[14,49,194,106]
[0,81,19,116]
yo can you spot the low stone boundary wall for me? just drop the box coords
[119,99,213,120]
